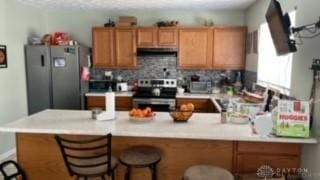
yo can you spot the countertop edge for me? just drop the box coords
[1,128,317,144]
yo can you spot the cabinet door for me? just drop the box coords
[137,28,157,48]
[235,154,300,173]
[158,28,178,47]
[178,28,213,69]
[213,27,247,70]
[115,28,137,68]
[92,28,115,68]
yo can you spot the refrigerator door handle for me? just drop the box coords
[41,55,45,67]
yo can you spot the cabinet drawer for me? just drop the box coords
[236,154,300,173]
[176,98,217,113]
[237,142,301,156]
[87,96,105,108]
[116,97,133,111]
[86,96,133,110]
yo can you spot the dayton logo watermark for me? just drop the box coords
[257,165,311,178]
[257,165,275,178]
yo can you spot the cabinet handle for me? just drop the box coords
[41,55,45,67]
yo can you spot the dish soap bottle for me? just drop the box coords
[234,72,242,94]
[226,101,234,123]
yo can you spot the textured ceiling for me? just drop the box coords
[18,0,256,11]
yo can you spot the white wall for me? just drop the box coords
[46,10,245,47]
[245,1,320,179]
[0,0,47,155]
[0,2,246,155]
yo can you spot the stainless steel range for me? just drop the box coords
[133,79,177,111]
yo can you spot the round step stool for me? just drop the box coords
[184,165,234,180]
[119,146,161,180]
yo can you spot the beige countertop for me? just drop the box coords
[86,92,135,97]
[0,110,317,144]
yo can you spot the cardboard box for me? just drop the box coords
[272,100,310,138]
[117,16,137,26]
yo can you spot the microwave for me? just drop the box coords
[89,80,117,92]
[189,81,212,94]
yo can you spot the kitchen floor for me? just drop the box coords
[0,154,17,178]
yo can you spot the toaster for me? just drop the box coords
[116,82,129,92]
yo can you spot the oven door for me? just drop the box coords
[133,98,176,112]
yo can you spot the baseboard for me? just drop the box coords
[0,148,16,162]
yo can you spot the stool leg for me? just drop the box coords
[125,166,131,180]
[111,170,115,180]
[151,164,158,180]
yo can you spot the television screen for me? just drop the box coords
[265,0,297,55]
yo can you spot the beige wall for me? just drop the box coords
[46,10,245,47]
[0,0,47,155]
[245,1,320,178]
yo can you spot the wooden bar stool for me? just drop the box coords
[0,160,27,180]
[183,165,234,180]
[55,134,118,180]
[119,146,161,180]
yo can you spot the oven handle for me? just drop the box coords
[133,99,176,104]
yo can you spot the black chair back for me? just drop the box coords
[55,134,114,178]
[0,160,27,180]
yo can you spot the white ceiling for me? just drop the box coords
[18,0,257,11]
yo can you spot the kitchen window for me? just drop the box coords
[257,11,296,94]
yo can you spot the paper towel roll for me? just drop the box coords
[96,92,116,121]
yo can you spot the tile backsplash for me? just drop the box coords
[91,56,240,85]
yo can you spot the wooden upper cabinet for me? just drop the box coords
[137,28,157,48]
[114,28,137,69]
[212,27,247,70]
[178,28,213,69]
[92,28,114,68]
[158,28,178,47]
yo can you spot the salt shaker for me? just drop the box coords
[221,109,227,124]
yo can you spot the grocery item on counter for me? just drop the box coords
[230,112,250,124]
[272,100,310,138]
[53,32,71,46]
[129,107,155,122]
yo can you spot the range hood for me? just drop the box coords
[137,48,178,57]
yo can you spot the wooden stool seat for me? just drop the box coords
[120,146,161,167]
[184,165,234,180]
[120,146,161,180]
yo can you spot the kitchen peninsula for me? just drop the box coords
[0,110,317,180]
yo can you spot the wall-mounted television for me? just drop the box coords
[265,0,297,55]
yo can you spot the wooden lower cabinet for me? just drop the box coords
[233,142,301,174]
[177,98,218,113]
[86,96,133,111]
[16,134,233,180]
[16,133,302,180]
[236,154,300,173]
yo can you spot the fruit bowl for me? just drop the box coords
[169,110,193,122]
[129,107,155,123]
[130,115,155,123]
[170,103,195,122]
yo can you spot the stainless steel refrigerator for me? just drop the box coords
[25,45,90,115]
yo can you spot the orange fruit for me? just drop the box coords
[145,107,152,113]
[180,104,188,111]
[142,109,149,117]
[186,103,195,111]
[129,109,137,116]
[135,109,144,118]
